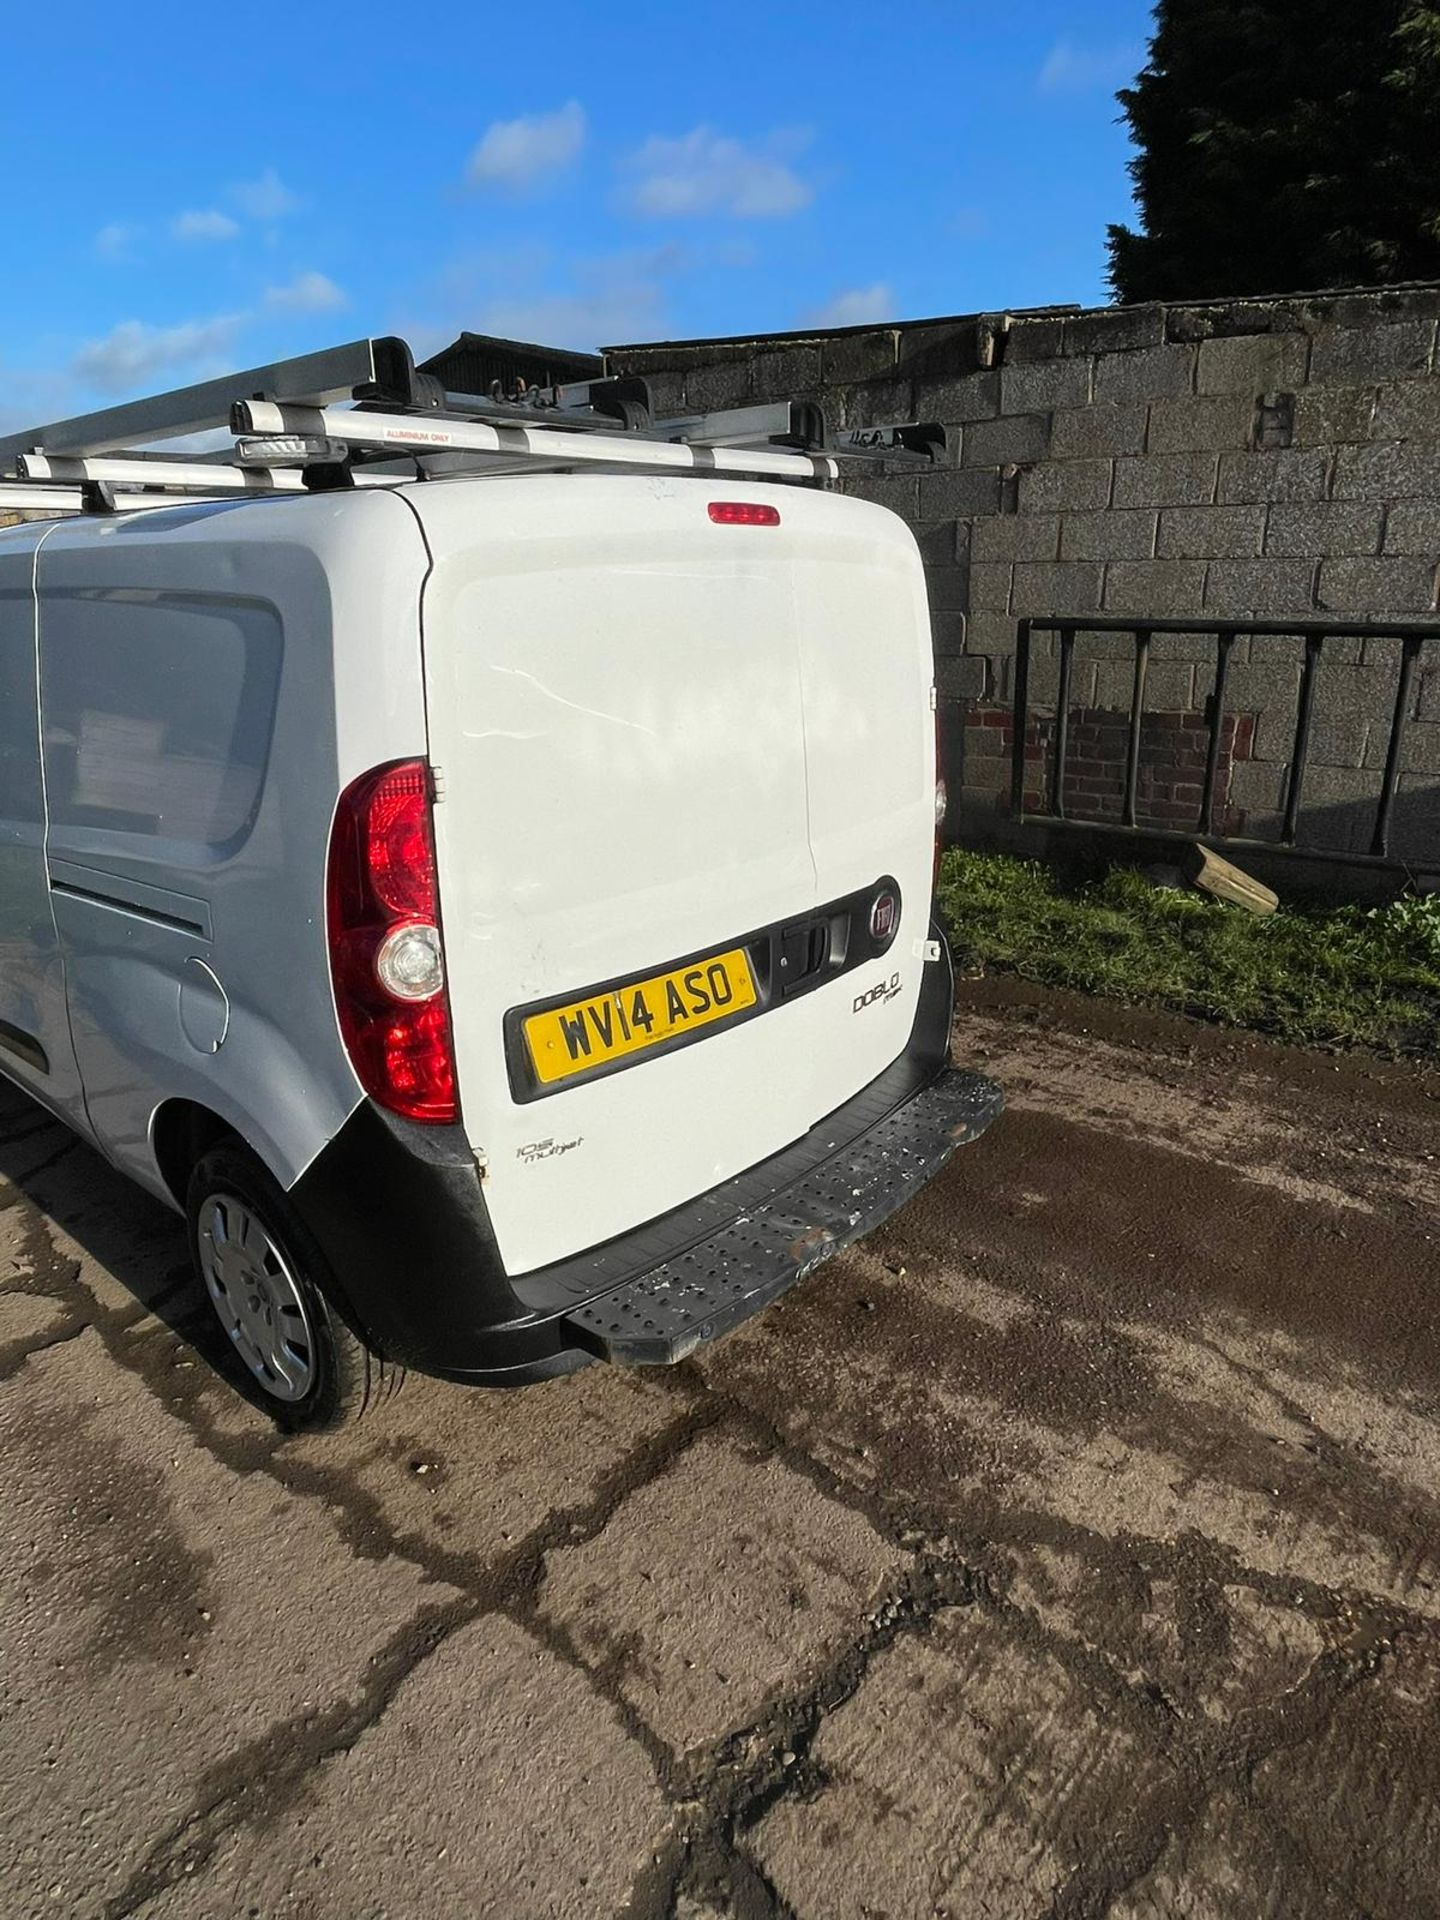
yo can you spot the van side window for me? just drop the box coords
[40,593,282,854]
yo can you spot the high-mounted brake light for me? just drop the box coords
[708,501,781,526]
[327,759,458,1124]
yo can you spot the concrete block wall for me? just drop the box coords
[607,285,1440,874]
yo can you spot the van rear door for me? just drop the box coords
[407,474,935,1276]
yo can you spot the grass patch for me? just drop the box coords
[938,849,1440,1058]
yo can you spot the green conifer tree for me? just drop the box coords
[1109,1,1440,301]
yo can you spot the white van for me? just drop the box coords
[0,337,1001,1427]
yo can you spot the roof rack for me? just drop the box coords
[0,333,946,517]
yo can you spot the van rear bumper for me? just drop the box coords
[559,1063,1001,1364]
[295,928,1002,1385]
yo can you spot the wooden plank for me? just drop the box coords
[1184,844,1280,916]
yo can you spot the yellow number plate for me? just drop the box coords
[523,947,758,1086]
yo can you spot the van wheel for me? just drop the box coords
[186,1142,400,1430]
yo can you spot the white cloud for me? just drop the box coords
[95,223,139,261]
[231,168,301,221]
[621,126,813,219]
[71,313,247,394]
[173,208,241,243]
[265,270,347,313]
[466,102,586,192]
[806,282,895,329]
[1038,38,1141,94]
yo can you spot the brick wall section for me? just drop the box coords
[606,286,1440,868]
[964,707,1257,834]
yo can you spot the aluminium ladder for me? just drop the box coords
[0,334,945,518]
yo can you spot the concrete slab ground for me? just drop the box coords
[136,1613,670,1920]
[752,1607,1161,1917]
[0,1335,456,1918]
[1,976,1437,1919]
[537,1434,903,1754]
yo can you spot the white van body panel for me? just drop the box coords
[29,491,430,1200]
[408,475,935,1275]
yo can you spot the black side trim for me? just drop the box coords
[48,880,207,937]
[0,1018,48,1075]
[292,1102,520,1371]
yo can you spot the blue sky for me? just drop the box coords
[0,1,1152,429]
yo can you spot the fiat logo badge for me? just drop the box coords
[869,890,899,944]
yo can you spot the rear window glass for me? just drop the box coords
[40,591,281,853]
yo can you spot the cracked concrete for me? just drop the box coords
[752,1605,1163,1917]
[134,1613,671,1920]
[1,1335,457,1919]
[536,1433,906,1754]
[0,976,1437,1919]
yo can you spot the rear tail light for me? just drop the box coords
[326,759,458,1124]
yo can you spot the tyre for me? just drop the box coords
[186,1140,402,1430]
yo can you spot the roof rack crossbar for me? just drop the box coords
[4,460,398,505]
[234,401,840,482]
[0,482,237,515]
[20,452,309,493]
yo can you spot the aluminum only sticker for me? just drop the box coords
[853,971,903,1013]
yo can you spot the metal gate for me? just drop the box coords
[1010,616,1439,872]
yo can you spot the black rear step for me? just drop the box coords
[560,1065,1002,1365]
